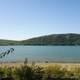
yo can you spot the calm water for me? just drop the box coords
[0,46,80,62]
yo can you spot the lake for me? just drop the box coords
[0,46,80,63]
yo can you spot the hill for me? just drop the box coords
[0,39,19,45]
[0,33,80,45]
[21,33,80,45]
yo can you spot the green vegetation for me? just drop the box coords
[0,39,19,45]
[0,33,80,45]
[21,33,80,45]
[0,64,79,80]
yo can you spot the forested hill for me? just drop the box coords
[21,33,80,45]
[0,33,80,45]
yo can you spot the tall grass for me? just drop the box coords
[0,64,79,80]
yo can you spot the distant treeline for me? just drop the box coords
[0,33,80,45]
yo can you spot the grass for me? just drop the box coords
[0,63,80,80]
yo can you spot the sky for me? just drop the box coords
[0,0,80,40]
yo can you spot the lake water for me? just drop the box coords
[0,46,80,63]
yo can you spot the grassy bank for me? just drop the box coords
[0,63,80,80]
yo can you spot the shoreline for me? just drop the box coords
[0,62,80,68]
[1,60,80,64]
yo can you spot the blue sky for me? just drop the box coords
[0,0,80,40]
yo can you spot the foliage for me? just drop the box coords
[0,64,79,80]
